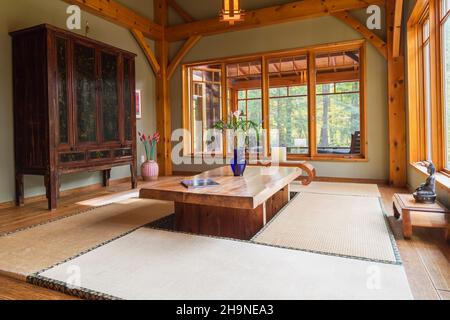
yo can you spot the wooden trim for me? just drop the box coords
[181,40,367,162]
[167,35,202,79]
[130,29,161,75]
[167,0,195,23]
[307,51,317,158]
[262,56,270,157]
[429,0,445,169]
[165,0,386,42]
[0,177,132,210]
[154,0,173,176]
[407,0,449,174]
[387,0,407,186]
[62,0,163,40]
[393,0,404,57]
[332,11,388,59]
[182,39,366,67]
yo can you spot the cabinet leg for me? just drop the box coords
[103,169,111,187]
[130,163,137,189]
[45,173,58,210]
[57,176,61,199]
[15,173,24,206]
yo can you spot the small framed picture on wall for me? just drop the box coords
[136,90,142,119]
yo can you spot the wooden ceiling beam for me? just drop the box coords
[165,0,386,42]
[333,11,388,59]
[168,36,202,79]
[393,0,404,57]
[131,29,161,75]
[167,0,195,23]
[63,0,163,40]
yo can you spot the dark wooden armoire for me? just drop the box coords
[10,24,138,210]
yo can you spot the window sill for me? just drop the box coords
[411,162,450,193]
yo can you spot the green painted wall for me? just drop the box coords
[169,11,390,181]
[0,0,156,203]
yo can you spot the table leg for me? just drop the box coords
[393,203,401,220]
[402,210,413,239]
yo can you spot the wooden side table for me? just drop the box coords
[393,193,449,241]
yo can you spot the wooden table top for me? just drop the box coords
[394,193,449,213]
[139,166,302,209]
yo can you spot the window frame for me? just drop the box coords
[182,40,368,162]
[407,0,449,176]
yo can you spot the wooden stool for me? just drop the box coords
[393,193,449,241]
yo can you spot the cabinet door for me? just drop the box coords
[56,37,69,145]
[100,51,120,142]
[123,57,133,142]
[74,42,97,143]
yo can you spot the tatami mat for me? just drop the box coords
[0,198,173,279]
[254,193,398,263]
[290,181,381,197]
[33,228,412,300]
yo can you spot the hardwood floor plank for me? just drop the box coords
[0,275,78,300]
[379,186,445,300]
[0,182,447,300]
[438,289,450,300]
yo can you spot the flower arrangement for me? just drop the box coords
[213,111,261,176]
[139,131,160,162]
[213,111,260,136]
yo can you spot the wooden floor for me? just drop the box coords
[0,181,448,300]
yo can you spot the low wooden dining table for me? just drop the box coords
[139,166,302,240]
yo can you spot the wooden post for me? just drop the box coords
[387,0,407,187]
[154,0,173,176]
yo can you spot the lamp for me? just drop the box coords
[220,0,245,25]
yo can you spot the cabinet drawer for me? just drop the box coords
[89,150,111,161]
[59,152,86,164]
[114,148,132,159]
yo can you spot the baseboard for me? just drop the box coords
[314,176,389,185]
[0,177,132,210]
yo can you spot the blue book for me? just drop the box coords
[180,179,219,189]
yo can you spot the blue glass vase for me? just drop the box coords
[230,148,247,176]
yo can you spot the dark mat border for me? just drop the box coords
[26,191,404,300]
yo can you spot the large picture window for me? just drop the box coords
[408,0,450,176]
[441,0,450,170]
[183,41,366,161]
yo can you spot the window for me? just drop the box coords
[315,51,362,155]
[441,0,450,170]
[268,55,309,155]
[421,16,433,159]
[408,0,450,175]
[227,61,263,154]
[183,41,366,161]
[189,64,222,154]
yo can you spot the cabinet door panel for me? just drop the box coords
[74,43,97,143]
[101,51,119,142]
[56,38,69,145]
[123,58,133,141]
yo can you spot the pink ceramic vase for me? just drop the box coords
[141,160,159,181]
